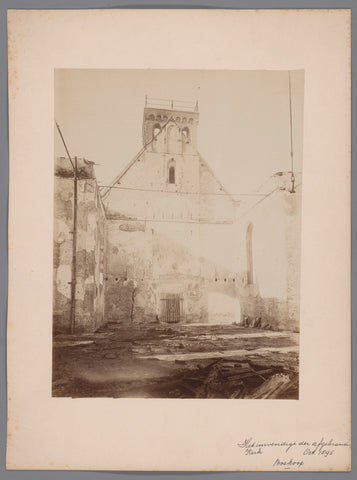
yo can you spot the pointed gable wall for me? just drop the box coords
[198,157,236,222]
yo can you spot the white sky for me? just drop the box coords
[54,69,304,194]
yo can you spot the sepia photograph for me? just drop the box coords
[52,69,304,400]
[6,8,350,472]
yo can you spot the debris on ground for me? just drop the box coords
[144,358,297,399]
[52,322,299,399]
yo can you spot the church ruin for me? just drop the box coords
[53,98,301,334]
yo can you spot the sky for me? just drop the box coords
[54,69,304,194]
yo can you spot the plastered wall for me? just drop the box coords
[53,157,106,333]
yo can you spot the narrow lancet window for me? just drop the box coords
[246,223,254,285]
[169,166,175,184]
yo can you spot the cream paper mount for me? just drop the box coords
[6,9,351,471]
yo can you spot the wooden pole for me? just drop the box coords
[70,156,78,334]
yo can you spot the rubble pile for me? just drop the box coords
[52,322,299,399]
[145,358,298,399]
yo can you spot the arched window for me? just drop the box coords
[169,166,175,184]
[182,127,190,143]
[246,223,254,285]
[153,123,161,139]
[167,124,180,153]
[168,159,176,184]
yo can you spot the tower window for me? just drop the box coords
[169,166,175,184]
[182,127,190,143]
[153,123,161,139]
[167,158,176,184]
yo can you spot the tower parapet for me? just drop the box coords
[142,97,199,154]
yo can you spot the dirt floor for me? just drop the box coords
[52,322,299,399]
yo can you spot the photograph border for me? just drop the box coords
[1,1,354,478]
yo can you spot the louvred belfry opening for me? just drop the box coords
[142,98,199,154]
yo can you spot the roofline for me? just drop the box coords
[144,106,199,116]
[197,153,238,204]
[145,97,198,113]
[101,134,238,205]
[101,118,174,199]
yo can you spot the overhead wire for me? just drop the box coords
[101,114,180,199]
[98,184,267,197]
[106,217,235,225]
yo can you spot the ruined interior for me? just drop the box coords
[53,97,301,399]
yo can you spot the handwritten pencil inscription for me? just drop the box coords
[236,438,349,469]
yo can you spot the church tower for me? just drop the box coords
[142,98,199,155]
[102,97,234,219]
[139,98,201,197]
[102,97,238,325]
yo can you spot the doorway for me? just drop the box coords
[161,293,181,323]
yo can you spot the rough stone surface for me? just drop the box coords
[236,174,302,331]
[53,108,301,333]
[101,107,301,330]
[53,157,106,333]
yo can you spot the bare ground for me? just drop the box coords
[52,322,299,399]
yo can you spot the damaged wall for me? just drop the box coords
[236,173,302,331]
[59,104,302,332]
[102,105,240,326]
[53,157,106,333]
[104,169,301,330]
[104,216,241,325]
[105,219,155,323]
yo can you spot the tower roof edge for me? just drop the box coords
[144,97,199,114]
